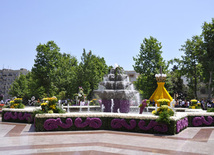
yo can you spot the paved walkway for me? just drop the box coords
[0,117,214,155]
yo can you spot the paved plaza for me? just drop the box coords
[0,117,214,155]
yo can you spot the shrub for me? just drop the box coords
[152,105,174,124]
[207,108,214,112]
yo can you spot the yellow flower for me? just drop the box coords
[152,110,156,114]
[157,99,170,103]
[191,99,197,103]
[191,106,195,109]
[41,102,48,106]
[49,105,56,110]
[10,105,14,108]
[14,98,22,101]
[161,105,169,109]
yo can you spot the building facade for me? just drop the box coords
[125,70,140,83]
[0,68,28,100]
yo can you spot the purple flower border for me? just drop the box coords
[43,117,102,131]
[110,119,168,133]
[192,116,214,127]
[176,117,188,133]
[138,120,168,133]
[111,118,136,130]
[3,111,32,123]
[44,118,73,130]
[74,117,102,129]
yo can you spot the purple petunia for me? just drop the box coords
[74,117,102,129]
[138,120,168,133]
[192,116,213,127]
[111,119,136,130]
[44,118,73,130]
[4,112,32,122]
[176,117,188,133]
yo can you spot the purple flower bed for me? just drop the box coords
[192,116,214,127]
[3,112,32,123]
[74,117,102,129]
[110,119,168,133]
[176,117,188,133]
[111,118,136,130]
[43,117,102,131]
[138,120,168,133]
[44,118,73,130]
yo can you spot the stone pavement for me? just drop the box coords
[0,117,214,155]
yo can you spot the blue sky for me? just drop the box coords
[1,1,214,71]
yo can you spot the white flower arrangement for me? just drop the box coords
[36,112,159,120]
[2,107,41,112]
[3,107,213,121]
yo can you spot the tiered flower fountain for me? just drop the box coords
[94,65,139,113]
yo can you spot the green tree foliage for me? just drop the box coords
[9,73,29,103]
[76,49,108,100]
[133,36,167,98]
[54,53,78,98]
[167,65,187,99]
[199,18,214,99]
[179,35,203,99]
[31,41,61,97]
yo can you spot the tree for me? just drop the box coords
[54,53,78,99]
[76,49,108,100]
[133,36,167,98]
[9,73,29,103]
[199,18,214,99]
[31,41,61,97]
[167,65,187,99]
[179,35,203,99]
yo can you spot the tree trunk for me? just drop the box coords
[208,71,212,100]
[194,75,197,99]
[194,64,197,99]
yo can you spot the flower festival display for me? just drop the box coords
[157,99,170,106]
[8,98,25,109]
[189,99,201,109]
[152,105,174,124]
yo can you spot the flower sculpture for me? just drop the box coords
[149,67,172,107]
[139,99,148,114]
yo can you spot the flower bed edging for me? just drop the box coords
[35,114,176,135]
[188,116,214,127]
[176,117,188,133]
[2,111,33,123]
